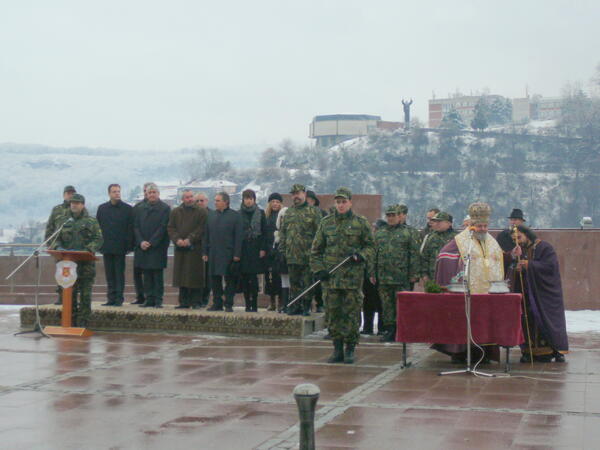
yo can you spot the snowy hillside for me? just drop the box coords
[0,144,260,230]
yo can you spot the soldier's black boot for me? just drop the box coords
[344,343,356,364]
[251,293,258,312]
[327,339,344,364]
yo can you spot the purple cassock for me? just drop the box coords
[512,240,569,356]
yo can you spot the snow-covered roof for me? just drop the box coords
[185,179,237,188]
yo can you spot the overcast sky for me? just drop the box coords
[1,0,598,151]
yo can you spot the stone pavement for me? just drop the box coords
[1,306,599,449]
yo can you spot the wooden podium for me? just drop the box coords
[45,250,97,337]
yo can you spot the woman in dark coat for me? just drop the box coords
[134,184,171,308]
[239,189,267,312]
[264,193,284,311]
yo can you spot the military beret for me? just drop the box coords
[69,193,85,203]
[334,187,352,200]
[396,204,408,214]
[431,211,453,222]
[63,185,76,193]
[290,183,306,193]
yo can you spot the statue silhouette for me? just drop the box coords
[402,99,413,129]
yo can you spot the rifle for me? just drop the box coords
[286,256,353,309]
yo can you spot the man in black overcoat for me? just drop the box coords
[96,183,133,306]
[134,183,171,308]
[203,191,243,312]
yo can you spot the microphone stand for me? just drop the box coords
[440,229,493,377]
[8,218,72,338]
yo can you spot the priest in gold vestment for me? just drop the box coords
[432,202,505,363]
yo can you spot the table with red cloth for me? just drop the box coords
[395,292,524,370]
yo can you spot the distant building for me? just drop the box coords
[309,114,381,148]
[428,94,505,128]
[376,120,405,132]
[512,97,532,123]
[533,97,562,121]
[512,96,562,123]
[430,93,563,127]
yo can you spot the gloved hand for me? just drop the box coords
[315,270,330,282]
[351,253,364,263]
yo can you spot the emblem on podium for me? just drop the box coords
[55,260,78,288]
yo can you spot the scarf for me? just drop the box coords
[240,203,262,240]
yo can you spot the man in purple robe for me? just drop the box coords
[510,225,568,363]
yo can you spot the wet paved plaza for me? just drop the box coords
[1,306,600,449]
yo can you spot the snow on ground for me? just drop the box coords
[565,310,600,333]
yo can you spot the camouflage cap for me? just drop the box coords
[396,204,408,214]
[63,185,76,193]
[290,183,306,193]
[334,187,352,200]
[385,205,400,215]
[69,193,85,203]
[431,211,453,222]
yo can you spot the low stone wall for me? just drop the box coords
[20,303,325,337]
[4,229,599,309]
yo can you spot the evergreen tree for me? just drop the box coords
[471,101,488,131]
[440,107,465,130]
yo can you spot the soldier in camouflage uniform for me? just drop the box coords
[51,194,103,327]
[419,208,440,240]
[311,187,374,364]
[420,211,457,281]
[373,204,420,342]
[397,203,422,291]
[279,184,322,316]
[45,185,77,305]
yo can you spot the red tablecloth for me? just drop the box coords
[396,292,524,347]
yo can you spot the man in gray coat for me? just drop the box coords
[168,190,208,309]
[202,192,243,312]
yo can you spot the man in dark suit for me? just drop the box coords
[96,184,133,306]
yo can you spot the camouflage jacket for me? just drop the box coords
[310,209,374,290]
[374,223,420,286]
[45,201,70,240]
[52,209,103,256]
[279,201,322,265]
[420,228,458,279]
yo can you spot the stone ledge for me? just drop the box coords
[19,303,325,338]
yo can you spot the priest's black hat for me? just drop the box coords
[508,208,526,221]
